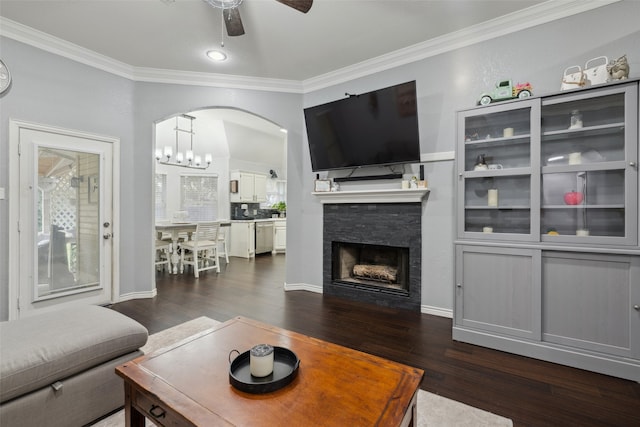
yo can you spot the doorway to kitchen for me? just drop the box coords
[152,107,287,276]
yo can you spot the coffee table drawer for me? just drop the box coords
[132,388,189,427]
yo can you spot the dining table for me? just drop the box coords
[155,222,197,274]
[155,221,231,274]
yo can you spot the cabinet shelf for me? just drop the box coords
[464,167,531,177]
[541,161,626,174]
[542,122,624,140]
[542,204,625,209]
[466,205,530,210]
[465,134,530,148]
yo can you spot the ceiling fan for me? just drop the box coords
[203,0,313,36]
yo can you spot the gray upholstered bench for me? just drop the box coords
[0,305,148,426]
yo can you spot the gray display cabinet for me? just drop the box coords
[454,81,640,381]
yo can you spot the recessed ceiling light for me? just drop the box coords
[206,50,227,62]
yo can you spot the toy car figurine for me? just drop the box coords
[477,79,533,105]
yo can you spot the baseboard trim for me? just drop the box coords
[284,283,453,318]
[283,283,323,293]
[115,289,157,303]
[421,305,453,318]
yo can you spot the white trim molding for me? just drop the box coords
[421,305,453,319]
[421,151,455,163]
[283,283,323,293]
[115,289,158,303]
[0,1,620,93]
[312,188,430,204]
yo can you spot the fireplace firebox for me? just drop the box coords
[332,242,409,294]
[323,203,421,311]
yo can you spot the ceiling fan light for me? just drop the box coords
[206,50,228,61]
[203,0,243,10]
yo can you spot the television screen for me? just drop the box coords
[304,81,420,172]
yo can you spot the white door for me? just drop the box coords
[9,121,118,318]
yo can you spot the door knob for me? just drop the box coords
[103,233,112,240]
[103,222,110,228]
[634,304,640,311]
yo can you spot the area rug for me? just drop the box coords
[93,317,512,427]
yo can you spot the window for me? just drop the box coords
[155,174,167,220]
[180,175,218,221]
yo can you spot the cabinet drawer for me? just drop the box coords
[132,387,191,427]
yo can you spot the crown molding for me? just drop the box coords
[133,67,303,93]
[0,17,136,79]
[0,0,620,94]
[301,0,621,92]
[0,17,302,93]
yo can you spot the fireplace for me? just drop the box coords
[323,203,421,311]
[332,242,409,294]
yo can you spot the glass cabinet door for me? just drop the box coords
[540,84,638,245]
[458,99,540,240]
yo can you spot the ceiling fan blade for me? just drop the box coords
[223,7,245,36]
[276,0,313,13]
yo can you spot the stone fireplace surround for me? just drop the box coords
[323,202,422,311]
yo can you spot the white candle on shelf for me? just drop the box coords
[250,344,274,377]
[488,189,498,207]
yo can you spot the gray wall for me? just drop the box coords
[296,0,640,312]
[1,1,639,320]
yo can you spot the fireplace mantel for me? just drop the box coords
[312,188,429,204]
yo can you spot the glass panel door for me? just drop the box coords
[36,147,101,299]
[458,99,539,240]
[13,122,115,318]
[540,85,637,245]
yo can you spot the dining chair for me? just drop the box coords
[180,222,220,278]
[155,240,171,272]
[217,226,229,264]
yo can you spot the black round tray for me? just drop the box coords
[229,346,300,394]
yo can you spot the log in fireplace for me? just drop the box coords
[332,242,409,294]
[323,203,421,311]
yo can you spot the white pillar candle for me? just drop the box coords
[250,344,274,377]
[503,127,514,137]
[568,152,582,165]
[487,189,498,207]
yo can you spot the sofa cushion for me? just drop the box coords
[0,305,148,403]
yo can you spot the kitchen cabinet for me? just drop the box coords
[229,222,255,258]
[272,220,286,254]
[230,171,267,203]
[454,80,640,381]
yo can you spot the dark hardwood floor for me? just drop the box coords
[110,254,640,427]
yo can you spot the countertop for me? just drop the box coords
[230,218,286,223]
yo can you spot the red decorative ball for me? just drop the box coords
[564,191,584,205]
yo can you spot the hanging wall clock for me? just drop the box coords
[0,59,12,94]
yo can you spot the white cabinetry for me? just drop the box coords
[229,222,255,258]
[230,171,267,203]
[272,220,286,254]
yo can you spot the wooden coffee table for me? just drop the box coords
[116,316,424,426]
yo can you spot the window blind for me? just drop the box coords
[180,175,218,221]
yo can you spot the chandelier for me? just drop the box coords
[155,115,212,170]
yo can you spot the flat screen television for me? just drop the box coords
[304,81,420,172]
